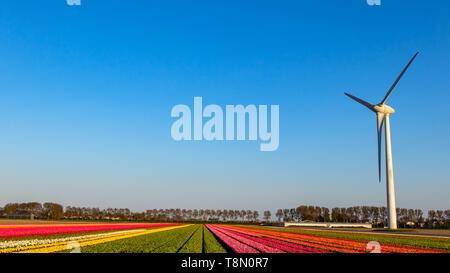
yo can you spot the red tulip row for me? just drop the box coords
[206,224,259,253]
[223,227,331,253]
[222,225,445,253]
[0,223,181,239]
[206,224,330,253]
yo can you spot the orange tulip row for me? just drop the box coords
[220,225,444,253]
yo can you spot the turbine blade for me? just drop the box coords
[377,113,385,182]
[380,52,419,105]
[344,92,374,111]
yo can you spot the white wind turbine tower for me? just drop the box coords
[345,52,419,229]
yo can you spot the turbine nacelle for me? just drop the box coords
[342,93,395,115]
[373,104,395,115]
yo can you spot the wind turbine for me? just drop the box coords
[345,52,419,229]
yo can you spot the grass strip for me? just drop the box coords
[203,225,227,253]
[77,224,199,253]
[177,225,203,253]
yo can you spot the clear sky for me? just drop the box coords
[0,0,449,213]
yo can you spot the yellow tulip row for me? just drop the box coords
[1,224,190,253]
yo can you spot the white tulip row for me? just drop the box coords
[0,229,145,249]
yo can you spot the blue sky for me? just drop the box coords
[0,0,449,212]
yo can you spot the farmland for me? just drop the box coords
[76,224,227,253]
[209,225,448,253]
[0,221,448,253]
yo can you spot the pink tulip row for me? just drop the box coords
[223,227,331,253]
[206,224,260,253]
[211,225,284,253]
[0,223,181,238]
[206,224,329,253]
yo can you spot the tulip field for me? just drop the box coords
[0,221,448,253]
[207,225,449,253]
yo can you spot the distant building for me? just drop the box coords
[6,213,35,220]
[285,222,372,229]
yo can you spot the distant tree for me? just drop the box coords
[240,210,246,221]
[229,210,236,221]
[4,203,19,214]
[157,209,164,219]
[145,210,152,220]
[233,210,239,221]
[43,203,63,220]
[307,206,315,221]
[246,210,252,221]
[222,209,228,221]
[331,208,339,222]
[361,206,370,223]
[133,212,145,221]
[313,206,322,222]
[407,209,415,225]
[289,208,297,221]
[445,210,450,228]
[341,208,349,222]
[352,206,361,222]
[253,211,259,221]
[275,209,283,222]
[436,210,444,223]
[175,208,181,219]
[414,209,424,225]
[193,209,199,220]
[371,207,380,225]
[428,210,436,227]
[216,210,223,221]
[296,206,307,221]
[263,210,271,222]
[322,207,330,222]
[282,209,290,221]
[380,207,387,227]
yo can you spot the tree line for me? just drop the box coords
[0,202,264,222]
[1,202,64,220]
[275,205,450,228]
[1,202,449,228]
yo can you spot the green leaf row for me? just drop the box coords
[66,224,227,253]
